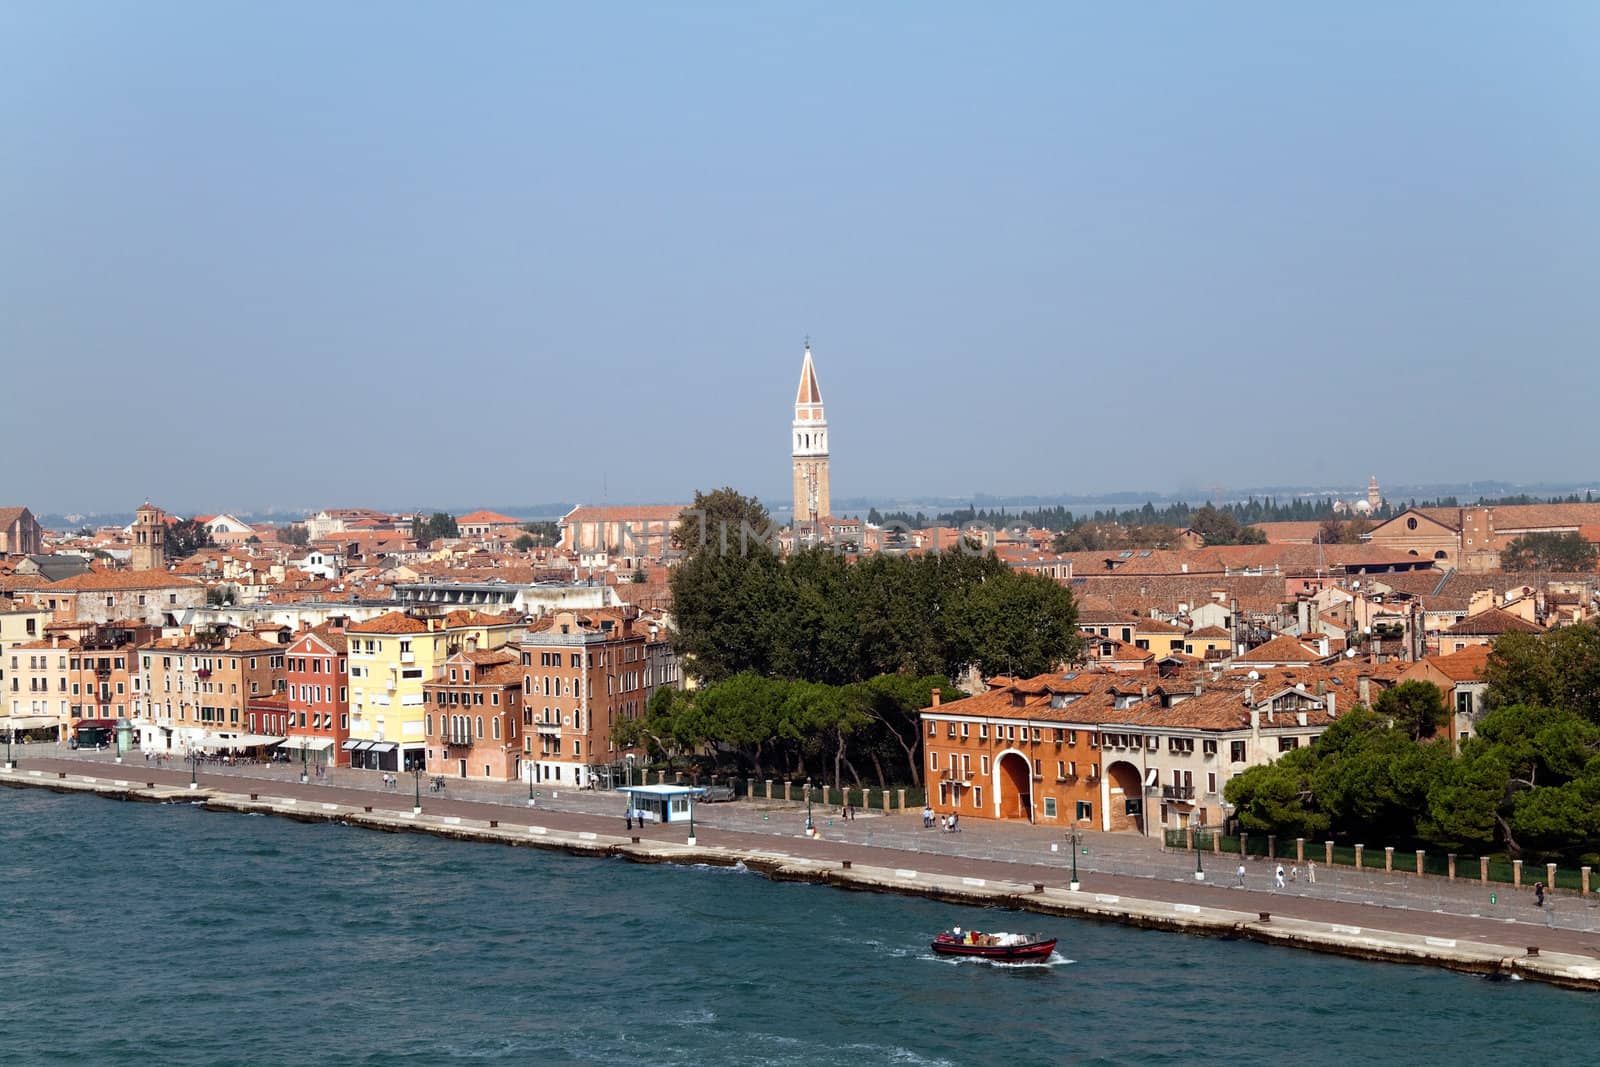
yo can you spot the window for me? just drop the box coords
[1032,758,1042,776]
[930,752,939,770]
[492,719,500,739]
[981,755,989,774]
[1456,691,1474,715]
[1043,797,1057,818]
[959,723,968,738]
[1207,772,1217,794]
[1076,800,1093,821]
[1230,741,1246,763]
[1278,736,1299,752]
[973,786,982,809]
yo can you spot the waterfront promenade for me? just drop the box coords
[8,746,1600,975]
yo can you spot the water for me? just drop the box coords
[3,790,1597,1066]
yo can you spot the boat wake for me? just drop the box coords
[921,950,1075,969]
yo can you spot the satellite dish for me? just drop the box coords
[1247,670,1260,681]
[1345,648,1357,658]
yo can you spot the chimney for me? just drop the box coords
[1327,692,1338,718]
[1358,675,1372,706]
[1243,685,1254,705]
[931,687,941,707]
[1194,681,1203,697]
[1141,684,1149,699]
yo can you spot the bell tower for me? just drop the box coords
[791,342,830,525]
[131,502,166,571]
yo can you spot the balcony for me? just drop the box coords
[1161,785,1196,800]
[400,651,416,665]
[536,722,561,735]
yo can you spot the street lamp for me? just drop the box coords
[300,743,309,784]
[1191,813,1205,881]
[805,777,814,833]
[1068,828,1081,892]
[4,721,13,769]
[189,749,199,790]
[413,763,423,815]
[687,791,697,846]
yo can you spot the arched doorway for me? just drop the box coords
[996,750,1033,822]
[1103,760,1144,833]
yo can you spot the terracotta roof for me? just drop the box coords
[1234,635,1324,665]
[1188,626,1232,639]
[0,506,31,528]
[1426,645,1492,682]
[796,345,823,406]
[442,609,519,629]
[43,570,203,592]
[347,610,430,635]
[561,505,687,524]
[1443,607,1541,636]
[457,510,521,526]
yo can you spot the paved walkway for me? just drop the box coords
[16,746,1600,957]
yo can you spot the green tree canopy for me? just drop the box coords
[1500,532,1597,573]
[416,512,459,542]
[1374,679,1448,740]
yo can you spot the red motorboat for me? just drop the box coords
[931,928,1057,963]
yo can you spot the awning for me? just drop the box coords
[218,734,285,748]
[368,742,397,753]
[341,739,362,751]
[0,716,58,731]
[351,741,375,752]
[279,736,337,752]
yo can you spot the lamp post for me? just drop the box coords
[412,763,423,814]
[687,791,697,846]
[805,777,814,833]
[189,749,199,790]
[300,742,309,784]
[1068,828,1081,892]
[1192,813,1205,881]
[4,721,13,770]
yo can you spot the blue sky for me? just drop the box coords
[3,2,1597,515]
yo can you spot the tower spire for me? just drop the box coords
[792,341,830,524]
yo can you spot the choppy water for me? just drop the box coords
[2,789,1597,1066]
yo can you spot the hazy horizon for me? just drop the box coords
[5,3,1597,514]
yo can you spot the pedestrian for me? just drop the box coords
[1307,860,1316,884]
[1535,881,1546,908]
[950,813,960,833]
[1289,864,1299,883]
[1236,862,1246,888]
[1275,864,1285,889]
[923,805,933,829]
[625,811,633,831]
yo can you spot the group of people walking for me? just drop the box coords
[1235,861,1317,888]
[921,806,959,832]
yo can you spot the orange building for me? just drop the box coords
[921,678,1108,830]
[423,648,525,780]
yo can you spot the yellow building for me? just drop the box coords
[1183,625,1233,661]
[344,610,521,771]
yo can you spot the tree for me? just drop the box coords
[416,512,459,542]
[672,487,773,557]
[513,534,536,552]
[1225,747,1329,838]
[1374,680,1448,741]
[630,568,648,583]
[282,525,310,546]
[166,518,212,559]
[1189,505,1244,546]
[948,570,1082,678]
[1484,624,1600,722]
[520,520,559,545]
[1500,532,1597,572]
